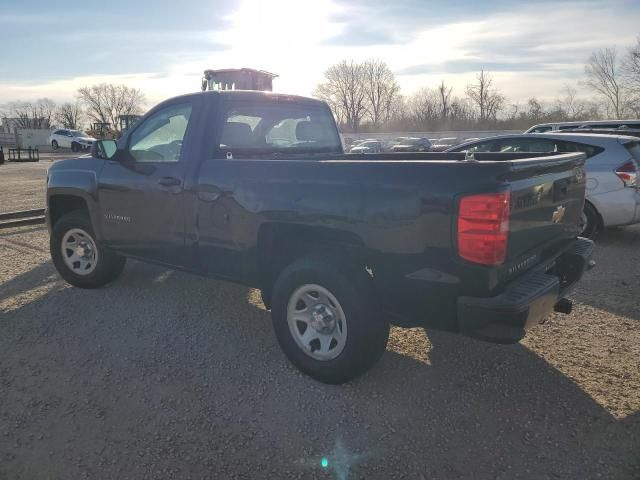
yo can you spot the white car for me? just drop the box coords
[447,133,640,237]
[49,129,96,152]
[349,140,384,153]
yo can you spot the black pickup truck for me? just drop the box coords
[47,90,594,383]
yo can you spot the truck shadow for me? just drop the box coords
[0,260,638,479]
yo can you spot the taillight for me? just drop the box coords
[615,160,638,187]
[458,191,510,265]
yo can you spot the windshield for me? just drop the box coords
[360,141,378,147]
[69,130,86,137]
[405,138,422,145]
[217,100,341,157]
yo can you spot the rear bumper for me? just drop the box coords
[457,237,595,343]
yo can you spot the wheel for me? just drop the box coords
[580,202,600,238]
[50,211,126,288]
[51,140,58,150]
[71,142,80,153]
[271,257,389,384]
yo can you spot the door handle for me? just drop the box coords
[158,176,182,187]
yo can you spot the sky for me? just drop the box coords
[1,0,639,107]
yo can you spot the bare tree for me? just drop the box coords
[436,81,453,121]
[527,97,544,120]
[557,84,585,119]
[56,102,84,129]
[361,60,400,127]
[584,48,627,118]
[77,83,146,132]
[6,98,57,129]
[624,36,640,94]
[314,60,367,132]
[465,69,505,123]
[407,88,439,129]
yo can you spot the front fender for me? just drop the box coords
[47,163,104,240]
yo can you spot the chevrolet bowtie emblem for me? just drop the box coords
[552,205,566,224]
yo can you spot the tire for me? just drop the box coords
[71,142,80,153]
[50,211,126,289]
[51,140,58,150]
[580,202,600,238]
[271,257,389,384]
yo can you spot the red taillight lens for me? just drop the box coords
[615,160,638,187]
[458,191,511,265]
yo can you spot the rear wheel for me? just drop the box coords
[50,211,126,288]
[580,202,600,238]
[271,257,389,384]
[51,140,58,150]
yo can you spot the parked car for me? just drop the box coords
[47,90,593,384]
[391,137,432,152]
[525,120,640,133]
[49,129,96,152]
[446,133,640,237]
[349,140,384,153]
[430,137,460,152]
[386,136,410,149]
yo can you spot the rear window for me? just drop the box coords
[624,142,640,161]
[216,100,341,158]
[555,140,604,158]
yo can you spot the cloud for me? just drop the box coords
[1,0,639,107]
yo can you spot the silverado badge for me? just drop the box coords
[552,205,566,224]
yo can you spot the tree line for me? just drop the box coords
[2,83,146,135]
[314,36,640,133]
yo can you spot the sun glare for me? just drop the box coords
[222,0,342,79]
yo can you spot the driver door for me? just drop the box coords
[97,101,195,266]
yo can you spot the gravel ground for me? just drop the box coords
[0,155,76,213]
[0,224,638,479]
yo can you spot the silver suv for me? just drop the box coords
[447,133,640,237]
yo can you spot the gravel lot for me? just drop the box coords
[0,155,74,213]
[0,219,638,479]
[1,157,639,478]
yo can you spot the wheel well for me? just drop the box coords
[49,195,89,226]
[256,223,366,306]
[585,199,604,229]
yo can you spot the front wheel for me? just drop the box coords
[51,140,58,150]
[71,142,80,153]
[50,211,126,288]
[271,257,389,384]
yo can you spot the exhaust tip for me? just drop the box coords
[554,298,573,315]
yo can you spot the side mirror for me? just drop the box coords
[91,139,118,160]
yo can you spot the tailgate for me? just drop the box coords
[505,153,587,267]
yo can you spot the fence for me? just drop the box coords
[0,131,16,146]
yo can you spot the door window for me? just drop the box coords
[530,126,552,133]
[128,103,192,163]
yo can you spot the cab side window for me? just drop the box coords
[128,103,192,163]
